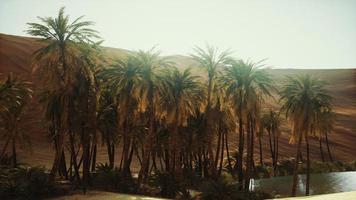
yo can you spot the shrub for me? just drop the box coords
[147,171,192,199]
[0,165,55,199]
[0,154,12,166]
[91,163,136,193]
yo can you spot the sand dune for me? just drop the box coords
[0,33,355,169]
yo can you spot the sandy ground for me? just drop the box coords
[49,191,169,200]
[48,190,356,200]
[278,191,356,200]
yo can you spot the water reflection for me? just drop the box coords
[251,171,356,196]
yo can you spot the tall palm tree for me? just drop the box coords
[26,7,100,180]
[99,57,142,175]
[221,59,273,190]
[190,45,232,177]
[96,86,118,169]
[261,110,281,176]
[315,110,335,162]
[280,75,332,196]
[0,75,32,167]
[133,48,172,185]
[159,67,205,175]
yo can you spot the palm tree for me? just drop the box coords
[159,67,205,175]
[99,57,142,175]
[190,45,232,177]
[261,110,281,176]
[133,48,172,185]
[0,75,32,167]
[97,86,118,169]
[315,110,335,162]
[26,7,100,180]
[221,59,273,190]
[280,75,332,196]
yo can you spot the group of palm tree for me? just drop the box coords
[0,7,335,197]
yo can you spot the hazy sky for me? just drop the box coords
[1,0,356,69]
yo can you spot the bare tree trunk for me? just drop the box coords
[291,132,303,197]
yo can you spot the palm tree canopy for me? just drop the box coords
[26,7,101,88]
[130,48,172,112]
[220,59,274,119]
[190,45,232,81]
[0,74,32,147]
[280,75,332,143]
[190,45,233,110]
[260,110,281,138]
[159,67,205,126]
[0,74,32,118]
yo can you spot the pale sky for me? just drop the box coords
[1,0,356,69]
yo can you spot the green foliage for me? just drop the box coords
[0,165,54,199]
[92,163,136,193]
[147,171,192,199]
[0,154,12,166]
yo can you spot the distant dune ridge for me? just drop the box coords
[0,33,355,169]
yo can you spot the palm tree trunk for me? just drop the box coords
[106,140,114,169]
[237,115,244,189]
[12,138,17,168]
[138,87,155,187]
[259,137,263,167]
[0,137,11,161]
[218,131,225,176]
[50,133,65,181]
[203,148,209,178]
[325,132,333,162]
[225,132,233,173]
[291,132,303,197]
[268,129,275,172]
[91,144,97,171]
[123,136,132,175]
[60,150,68,179]
[305,135,310,196]
[275,136,279,175]
[82,128,91,194]
[214,119,222,177]
[244,115,252,191]
[69,132,81,182]
[319,137,325,162]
